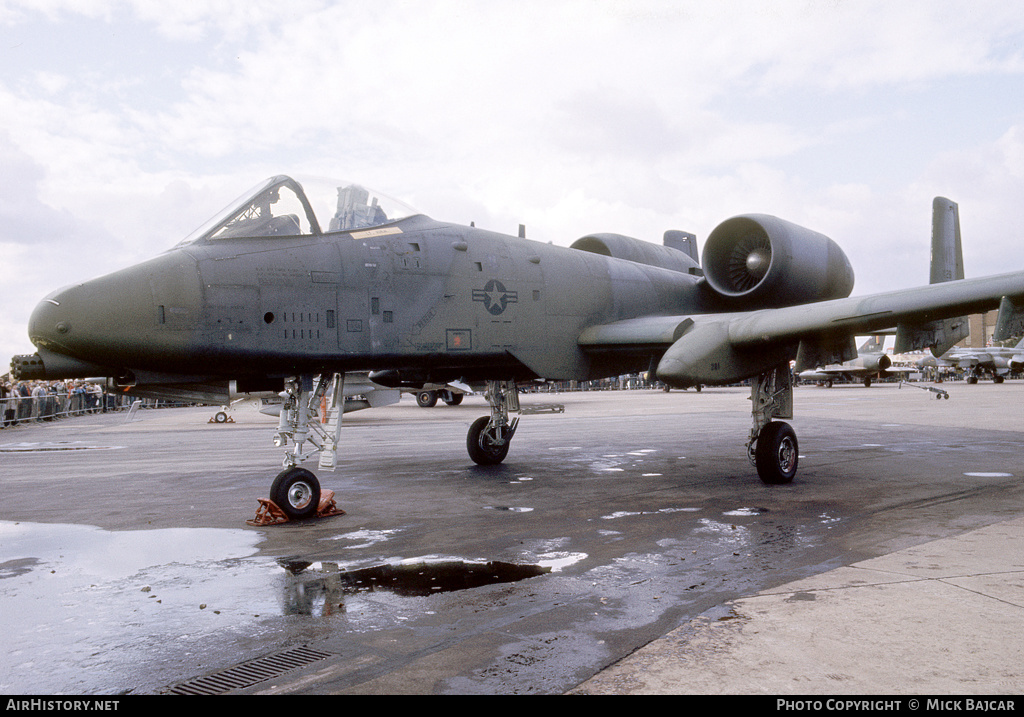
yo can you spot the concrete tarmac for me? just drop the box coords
[572,382,1024,696]
[571,513,1024,695]
[0,378,1021,695]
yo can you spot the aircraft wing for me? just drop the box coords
[799,365,882,380]
[882,365,918,375]
[725,272,1022,348]
[580,270,1024,388]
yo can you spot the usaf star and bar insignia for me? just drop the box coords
[472,279,518,316]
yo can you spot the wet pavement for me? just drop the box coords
[0,382,1021,694]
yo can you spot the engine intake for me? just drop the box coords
[702,214,855,308]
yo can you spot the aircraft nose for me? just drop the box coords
[28,286,80,355]
[28,277,144,368]
[26,250,201,371]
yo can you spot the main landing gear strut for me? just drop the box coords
[467,379,520,465]
[747,364,798,485]
[460,372,798,484]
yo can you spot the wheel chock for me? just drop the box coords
[209,414,234,423]
[246,490,346,526]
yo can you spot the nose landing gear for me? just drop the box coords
[248,374,347,525]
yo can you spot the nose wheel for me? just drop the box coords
[248,467,345,525]
[270,467,321,520]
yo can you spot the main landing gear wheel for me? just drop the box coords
[416,391,438,407]
[467,416,513,464]
[270,467,322,520]
[755,421,798,485]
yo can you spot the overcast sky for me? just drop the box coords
[3,0,1024,362]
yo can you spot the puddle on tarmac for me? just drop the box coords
[600,507,700,520]
[0,521,556,693]
[0,441,123,452]
[0,521,264,693]
[278,558,550,604]
[723,507,769,516]
[319,528,403,548]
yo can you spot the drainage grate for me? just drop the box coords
[167,646,334,695]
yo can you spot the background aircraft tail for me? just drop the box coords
[857,335,885,354]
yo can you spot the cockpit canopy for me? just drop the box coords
[176,175,419,246]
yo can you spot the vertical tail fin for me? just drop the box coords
[664,230,698,262]
[930,197,964,284]
[857,335,884,354]
[894,197,969,355]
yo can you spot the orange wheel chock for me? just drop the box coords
[246,490,346,526]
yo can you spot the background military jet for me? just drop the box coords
[917,336,1024,384]
[12,177,1024,519]
[797,335,893,387]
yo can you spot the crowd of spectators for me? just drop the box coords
[1,379,117,427]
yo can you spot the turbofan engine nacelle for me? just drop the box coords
[701,214,855,308]
[571,233,700,274]
[856,354,892,373]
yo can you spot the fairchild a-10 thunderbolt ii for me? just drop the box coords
[13,176,1024,520]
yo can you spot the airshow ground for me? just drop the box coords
[1,382,1021,694]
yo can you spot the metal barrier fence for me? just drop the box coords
[1,389,137,428]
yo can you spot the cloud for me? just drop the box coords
[2,1,1024,363]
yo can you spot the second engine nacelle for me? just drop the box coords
[701,214,855,308]
[571,233,700,274]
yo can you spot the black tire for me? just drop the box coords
[417,391,438,407]
[467,416,511,465]
[443,391,464,406]
[214,411,228,423]
[269,467,321,520]
[755,421,798,485]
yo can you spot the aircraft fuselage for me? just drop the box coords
[28,215,703,388]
